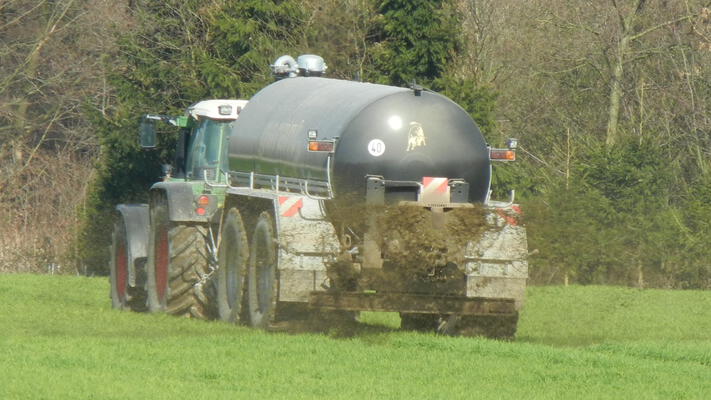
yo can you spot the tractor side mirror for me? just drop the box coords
[139,117,157,149]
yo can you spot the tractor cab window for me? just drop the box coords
[185,119,233,181]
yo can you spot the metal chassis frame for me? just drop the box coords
[309,291,517,316]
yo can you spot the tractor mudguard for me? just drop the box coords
[150,181,213,223]
[115,204,149,287]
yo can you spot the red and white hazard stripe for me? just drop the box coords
[279,196,303,217]
[496,205,522,226]
[421,177,450,203]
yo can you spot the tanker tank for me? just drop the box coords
[228,77,491,203]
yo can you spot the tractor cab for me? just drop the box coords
[139,99,248,184]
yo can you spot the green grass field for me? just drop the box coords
[1,274,709,399]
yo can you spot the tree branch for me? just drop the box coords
[0,1,46,31]
[629,14,695,42]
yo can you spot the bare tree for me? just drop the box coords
[604,0,697,146]
[301,0,377,80]
[0,0,132,272]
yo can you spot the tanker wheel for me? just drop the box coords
[146,199,210,318]
[216,208,248,323]
[438,313,519,340]
[246,211,278,329]
[400,313,438,332]
[109,218,147,311]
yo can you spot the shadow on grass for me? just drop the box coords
[516,334,609,347]
[267,314,400,339]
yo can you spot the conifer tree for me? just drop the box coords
[368,0,497,136]
[369,0,459,87]
[79,0,305,273]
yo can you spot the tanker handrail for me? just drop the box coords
[302,181,332,200]
[326,154,333,198]
[201,169,228,189]
[485,190,516,209]
[303,154,335,200]
[228,170,333,199]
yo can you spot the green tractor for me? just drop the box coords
[109,99,248,318]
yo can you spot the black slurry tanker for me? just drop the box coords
[112,54,528,338]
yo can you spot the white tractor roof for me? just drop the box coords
[187,99,249,121]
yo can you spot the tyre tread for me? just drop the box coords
[164,224,210,318]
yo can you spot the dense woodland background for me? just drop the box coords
[1,0,709,288]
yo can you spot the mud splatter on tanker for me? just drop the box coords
[324,201,490,291]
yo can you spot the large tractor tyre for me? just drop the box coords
[109,219,147,311]
[437,313,519,340]
[400,313,438,332]
[146,200,210,318]
[246,211,278,329]
[216,208,249,323]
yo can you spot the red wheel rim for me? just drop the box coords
[155,226,169,303]
[115,243,128,301]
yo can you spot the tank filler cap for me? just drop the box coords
[271,55,298,79]
[296,54,327,77]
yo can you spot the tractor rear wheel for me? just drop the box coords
[146,199,210,318]
[216,208,248,323]
[109,218,146,311]
[246,211,278,329]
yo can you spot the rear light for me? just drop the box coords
[308,140,335,152]
[218,105,233,115]
[196,195,210,216]
[490,149,516,161]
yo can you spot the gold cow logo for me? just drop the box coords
[406,121,426,151]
